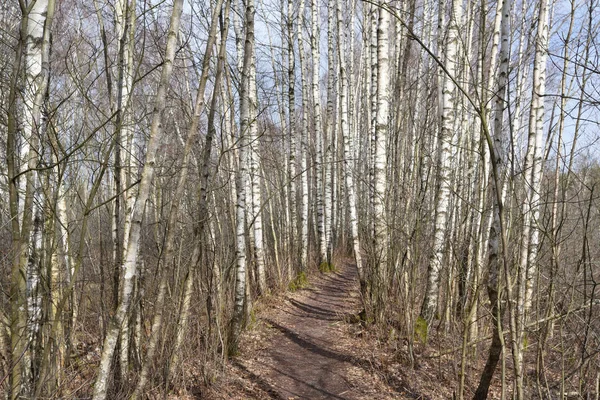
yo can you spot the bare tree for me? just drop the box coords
[93,1,184,397]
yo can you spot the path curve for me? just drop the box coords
[234,260,406,399]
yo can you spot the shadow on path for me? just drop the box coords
[234,260,420,399]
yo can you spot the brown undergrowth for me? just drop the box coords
[176,257,586,399]
[199,258,466,399]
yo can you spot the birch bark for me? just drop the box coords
[420,0,462,323]
[287,0,297,278]
[474,0,511,397]
[7,1,53,396]
[373,3,390,316]
[324,0,335,264]
[231,0,256,354]
[515,0,550,396]
[92,1,184,398]
[297,0,310,270]
[131,1,225,396]
[249,48,267,294]
[336,0,364,286]
[311,0,326,264]
[113,0,137,378]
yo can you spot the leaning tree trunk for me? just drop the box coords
[92,1,184,398]
[113,0,137,378]
[130,0,225,396]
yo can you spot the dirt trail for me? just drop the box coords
[231,260,408,399]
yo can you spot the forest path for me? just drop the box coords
[230,259,410,399]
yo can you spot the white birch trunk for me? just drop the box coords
[131,1,226,396]
[348,0,357,171]
[324,0,335,264]
[231,0,256,353]
[368,3,377,229]
[336,0,363,285]
[523,0,549,316]
[92,2,184,398]
[18,0,50,212]
[515,0,550,396]
[249,48,267,294]
[297,0,310,270]
[372,3,390,314]
[420,0,461,322]
[10,1,53,396]
[114,0,137,377]
[287,0,297,279]
[311,0,326,264]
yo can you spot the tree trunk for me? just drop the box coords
[249,48,266,295]
[515,0,549,396]
[130,0,226,396]
[92,1,184,398]
[7,1,54,396]
[372,3,390,319]
[287,0,297,279]
[421,0,462,323]
[297,0,310,271]
[311,0,326,265]
[336,0,364,288]
[230,0,256,355]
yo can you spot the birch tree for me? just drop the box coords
[420,0,462,323]
[324,0,335,265]
[287,0,297,277]
[514,0,550,396]
[92,1,184,397]
[130,0,226,396]
[231,0,256,354]
[371,3,390,317]
[249,39,266,295]
[297,0,310,270]
[311,0,327,264]
[336,0,364,288]
[474,0,512,397]
[7,0,54,397]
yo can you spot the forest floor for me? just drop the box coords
[203,258,459,399]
